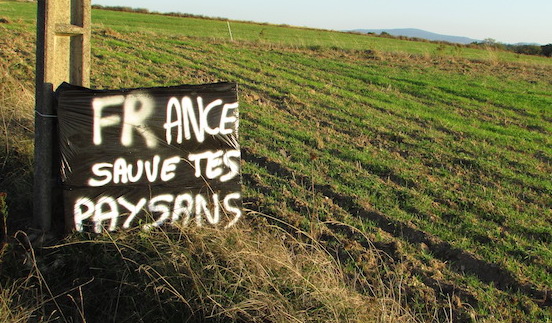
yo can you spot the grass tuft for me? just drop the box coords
[1,216,415,322]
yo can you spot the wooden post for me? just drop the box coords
[34,0,90,233]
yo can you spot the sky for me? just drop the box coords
[91,0,551,45]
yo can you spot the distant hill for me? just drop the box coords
[351,28,480,44]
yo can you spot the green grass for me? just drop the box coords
[89,8,552,64]
[1,1,552,322]
[2,0,552,64]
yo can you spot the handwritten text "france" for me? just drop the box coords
[92,94,238,148]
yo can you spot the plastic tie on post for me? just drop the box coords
[35,110,57,118]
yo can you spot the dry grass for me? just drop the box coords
[0,213,418,322]
[0,26,35,228]
[0,26,34,150]
[0,285,35,323]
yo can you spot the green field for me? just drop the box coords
[1,1,551,322]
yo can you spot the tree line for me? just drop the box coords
[475,38,552,57]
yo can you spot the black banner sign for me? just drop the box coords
[56,82,241,232]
